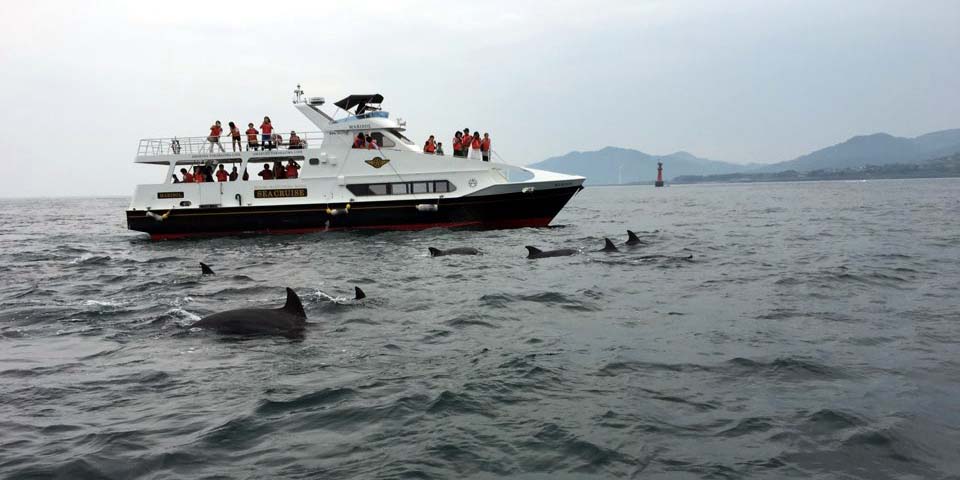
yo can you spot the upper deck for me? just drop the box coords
[135,131,325,165]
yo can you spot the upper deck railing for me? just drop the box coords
[137,131,325,157]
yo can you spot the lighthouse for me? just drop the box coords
[655,161,665,187]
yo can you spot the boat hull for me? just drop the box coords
[126,186,582,240]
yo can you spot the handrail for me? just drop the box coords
[137,131,325,157]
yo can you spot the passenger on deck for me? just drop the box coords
[258,164,274,180]
[180,168,193,183]
[216,164,229,182]
[229,166,239,181]
[228,122,242,152]
[273,161,286,179]
[366,135,378,150]
[204,164,215,182]
[423,135,436,154]
[469,132,482,160]
[481,133,491,162]
[193,166,205,183]
[273,133,283,149]
[288,131,302,149]
[246,123,259,151]
[436,142,444,156]
[461,128,471,157]
[208,121,225,152]
[242,168,250,181]
[453,131,463,157]
[260,116,274,149]
[286,160,300,179]
[352,133,366,149]
[170,138,181,154]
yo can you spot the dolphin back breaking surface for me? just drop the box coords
[191,287,307,338]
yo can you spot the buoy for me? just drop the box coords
[655,161,665,187]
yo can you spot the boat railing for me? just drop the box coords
[137,131,325,157]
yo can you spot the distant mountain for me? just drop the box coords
[754,129,960,172]
[527,147,743,185]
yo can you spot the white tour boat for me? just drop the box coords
[126,88,584,240]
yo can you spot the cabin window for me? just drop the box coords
[346,180,455,197]
[388,129,415,145]
[371,132,396,148]
[309,158,319,165]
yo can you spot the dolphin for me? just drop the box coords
[190,287,306,338]
[354,286,366,300]
[600,238,619,252]
[525,246,578,259]
[429,247,480,257]
[626,230,646,246]
[200,262,215,275]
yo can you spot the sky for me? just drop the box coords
[1,0,958,197]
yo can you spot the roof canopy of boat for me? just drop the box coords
[333,94,383,115]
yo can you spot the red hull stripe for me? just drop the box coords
[148,217,553,241]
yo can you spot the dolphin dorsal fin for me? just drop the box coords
[282,287,306,318]
[200,262,215,275]
[354,286,366,300]
[525,246,542,255]
[627,230,640,242]
[604,238,618,251]
[428,247,442,257]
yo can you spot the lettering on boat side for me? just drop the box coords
[365,157,390,169]
[157,192,185,199]
[254,188,308,199]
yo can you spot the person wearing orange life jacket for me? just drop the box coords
[469,132,482,160]
[193,166,205,183]
[215,164,229,182]
[260,116,274,149]
[208,121,225,152]
[258,163,274,180]
[481,133,491,162]
[461,128,471,157]
[366,134,378,150]
[286,160,300,179]
[180,168,193,183]
[452,131,463,158]
[288,131,302,149]
[423,135,437,154]
[245,123,259,151]
[352,132,365,149]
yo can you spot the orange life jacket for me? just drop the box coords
[289,135,301,146]
[353,137,365,148]
[453,138,462,151]
[471,137,481,149]
[216,170,228,182]
[286,164,299,178]
[246,128,258,142]
[424,140,436,153]
[481,138,491,151]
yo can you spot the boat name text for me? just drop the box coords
[254,188,308,199]
[157,191,185,199]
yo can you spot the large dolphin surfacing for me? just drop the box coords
[190,287,307,338]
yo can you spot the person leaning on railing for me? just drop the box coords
[423,135,437,154]
[288,131,303,149]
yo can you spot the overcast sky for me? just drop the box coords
[1,0,958,197]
